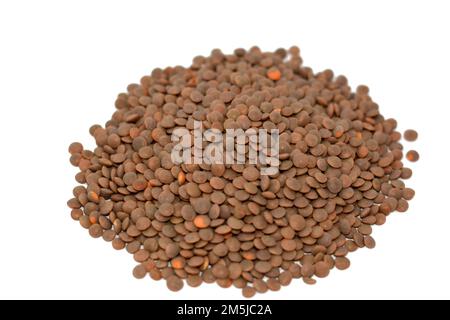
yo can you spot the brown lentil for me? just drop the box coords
[406,150,419,162]
[166,275,184,292]
[132,264,147,279]
[404,129,418,142]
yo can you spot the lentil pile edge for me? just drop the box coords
[67,46,417,297]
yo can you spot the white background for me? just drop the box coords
[0,0,449,300]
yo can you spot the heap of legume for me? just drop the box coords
[68,46,418,297]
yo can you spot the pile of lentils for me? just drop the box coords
[67,46,419,298]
